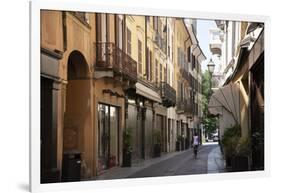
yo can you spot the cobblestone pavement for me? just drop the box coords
[127,143,223,178]
[92,143,225,180]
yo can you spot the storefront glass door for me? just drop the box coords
[98,104,119,172]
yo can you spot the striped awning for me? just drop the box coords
[208,83,240,123]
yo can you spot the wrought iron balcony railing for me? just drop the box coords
[94,42,137,82]
[138,75,158,92]
[176,98,193,116]
[159,82,176,107]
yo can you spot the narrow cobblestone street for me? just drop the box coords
[93,143,225,181]
[127,143,223,178]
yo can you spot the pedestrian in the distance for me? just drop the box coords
[192,132,199,159]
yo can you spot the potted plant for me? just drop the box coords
[122,128,132,167]
[153,130,161,157]
[185,137,189,149]
[221,125,240,168]
[176,135,182,151]
[232,137,251,172]
[181,135,185,150]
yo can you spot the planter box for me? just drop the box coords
[231,156,249,172]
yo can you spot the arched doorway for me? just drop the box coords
[62,51,92,181]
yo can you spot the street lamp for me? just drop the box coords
[207,58,215,75]
[207,58,215,99]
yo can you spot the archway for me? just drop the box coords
[62,51,92,181]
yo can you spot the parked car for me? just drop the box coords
[213,135,219,142]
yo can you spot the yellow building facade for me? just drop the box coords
[40,11,205,183]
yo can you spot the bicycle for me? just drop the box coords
[193,145,198,159]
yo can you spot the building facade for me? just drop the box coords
[208,20,264,170]
[40,10,205,183]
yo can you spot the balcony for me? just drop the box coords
[137,75,158,92]
[209,29,222,56]
[94,42,137,83]
[159,82,176,107]
[209,40,222,56]
[176,98,193,116]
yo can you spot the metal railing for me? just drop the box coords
[137,75,159,92]
[159,82,176,107]
[94,42,137,82]
[176,98,193,115]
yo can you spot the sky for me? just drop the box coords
[196,19,217,73]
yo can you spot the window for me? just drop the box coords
[167,67,170,84]
[187,47,191,63]
[146,47,150,80]
[158,19,162,35]
[97,13,107,42]
[172,36,174,61]
[167,29,170,58]
[160,63,163,82]
[138,40,142,74]
[155,59,158,83]
[116,16,123,50]
[177,81,181,100]
[164,67,167,82]
[192,55,196,70]
[146,16,150,23]
[153,17,158,31]
[126,28,131,56]
[177,47,181,67]
[150,51,153,81]
[74,12,90,24]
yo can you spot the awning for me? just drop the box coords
[208,83,240,123]
[136,82,162,103]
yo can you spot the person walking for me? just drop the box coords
[192,132,199,159]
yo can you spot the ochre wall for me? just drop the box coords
[41,10,64,52]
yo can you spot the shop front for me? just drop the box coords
[97,103,120,171]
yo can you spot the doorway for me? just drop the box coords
[98,104,120,172]
[63,51,91,179]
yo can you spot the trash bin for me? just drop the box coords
[61,150,81,182]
